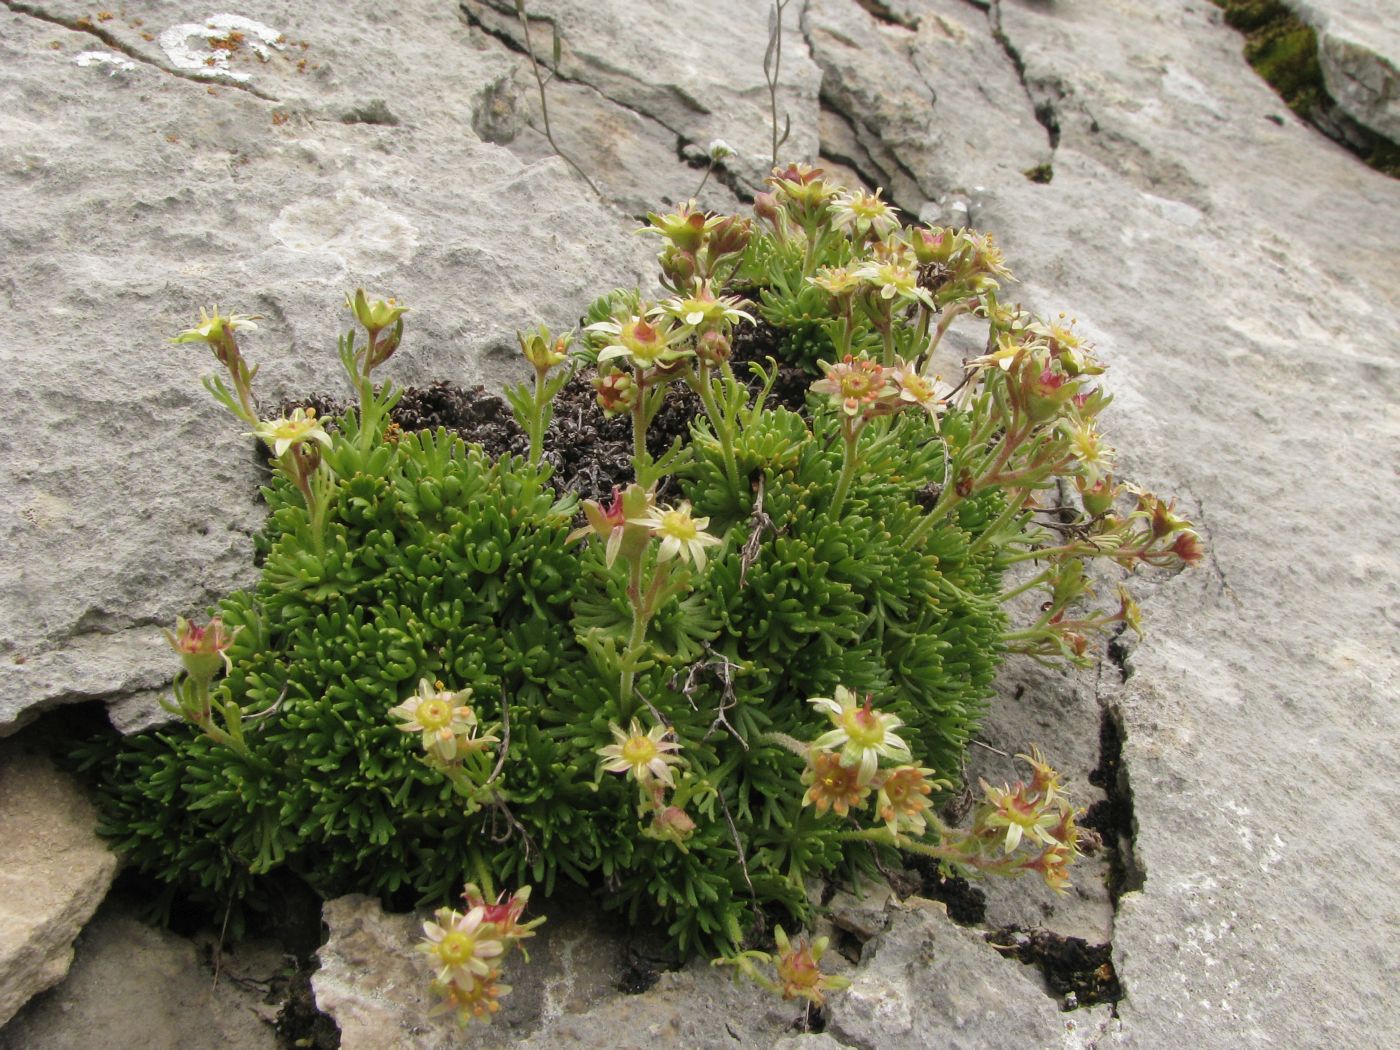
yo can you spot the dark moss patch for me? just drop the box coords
[1022,163,1054,184]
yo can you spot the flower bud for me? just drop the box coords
[518,324,570,372]
[753,191,780,226]
[162,616,238,684]
[696,328,731,364]
[1076,475,1118,519]
[346,288,408,335]
[593,371,637,416]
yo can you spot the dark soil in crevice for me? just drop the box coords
[276,962,342,1050]
[283,318,813,505]
[908,859,988,926]
[1083,703,1144,904]
[985,925,1123,1010]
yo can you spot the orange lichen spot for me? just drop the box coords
[271,111,289,126]
[296,57,308,73]
[209,31,245,53]
[97,11,114,21]
[48,40,62,50]
[207,87,218,96]
[141,31,154,41]
[166,133,180,143]
[299,41,310,50]
[75,16,93,29]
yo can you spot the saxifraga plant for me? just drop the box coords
[81,166,1200,1024]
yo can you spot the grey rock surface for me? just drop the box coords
[0,739,118,1026]
[1,0,1398,1048]
[0,894,281,1050]
[1285,0,1400,141]
[0,0,655,737]
[315,893,798,1049]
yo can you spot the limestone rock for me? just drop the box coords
[0,0,655,737]
[822,898,1065,1050]
[459,0,824,194]
[0,895,280,1050]
[0,739,118,1026]
[801,0,1048,211]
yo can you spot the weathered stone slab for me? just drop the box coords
[1286,0,1400,140]
[0,895,280,1050]
[459,0,824,193]
[0,739,118,1026]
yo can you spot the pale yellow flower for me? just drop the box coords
[809,686,911,785]
[419,905,505,989]
[250,407,333,458]
[389,679,492,764]
[629,501,722,571]
[598,719,684,788]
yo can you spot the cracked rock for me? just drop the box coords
[822,898,1066,1050]
[0,895,280,1050]
[0,0,654,736]
[803,0,1047,212]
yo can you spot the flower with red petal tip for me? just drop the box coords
[811,355,893,419]
[162,615,239,682]
[461,883,541,949]
[809,686,911,785]
[773,926,850,1005]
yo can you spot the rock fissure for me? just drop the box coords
[851,0,919,32]
[1,0,280,102]
[984,0,1061,151]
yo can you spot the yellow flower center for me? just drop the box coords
[437,930,476,965]
[621,735,659,765]
[851,196,887,219]
[842,706,885,748]
[657,510,698,542]
[417,698,453,731]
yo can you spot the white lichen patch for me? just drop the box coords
[158,14,285,83]
[271,189,419,275]
[73,51,136,75]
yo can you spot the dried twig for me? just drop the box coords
[763,0,793,168]
[739,473,777,590]
[484,688,512,787]
[515,0,601,197]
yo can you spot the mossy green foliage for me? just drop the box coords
[84,352,1005,954]
[1213,0,1399,177]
